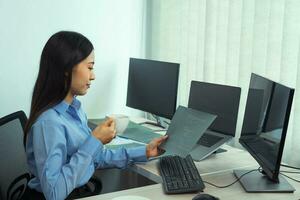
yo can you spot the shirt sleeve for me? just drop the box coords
[81,111,148,168]
[94,145,148,169]
[31,120,102,200]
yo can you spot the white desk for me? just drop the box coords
[130,144,258,183]
[80,147,300,200]
[81,180,300,200]
[85,118,300,200]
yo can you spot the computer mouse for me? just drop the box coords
[192,193,219,200]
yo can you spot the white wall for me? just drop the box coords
[0,0,147,118]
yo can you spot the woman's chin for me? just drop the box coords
[77,90,88,96]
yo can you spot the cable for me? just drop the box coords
[203,167,300,188]
[281,164,300,170]
[280,170,300,174]
[203,168,259,188]
[280,172,300,183]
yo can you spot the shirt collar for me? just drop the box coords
[53,98,81,114]
[71,98,81,110]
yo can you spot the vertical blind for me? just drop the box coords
[146,0,300,165]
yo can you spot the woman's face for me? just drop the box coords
[69,50,95,97]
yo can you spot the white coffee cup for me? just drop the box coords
[107,114,129,134]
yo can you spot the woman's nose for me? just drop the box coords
[90,72,95,80]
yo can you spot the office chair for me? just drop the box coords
[0,111,30,200]
[0,111,102,200]
[66,175,102,199]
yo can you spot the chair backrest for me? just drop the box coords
[0,111,30,200]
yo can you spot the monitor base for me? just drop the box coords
[234,169,295,193]
[213,148,227,154]
[140,113,169,129]
[138,121,166,129]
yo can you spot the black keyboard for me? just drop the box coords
[158,155,205,194]
[198,133,223,147]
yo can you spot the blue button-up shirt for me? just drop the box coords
[26,98,147,200]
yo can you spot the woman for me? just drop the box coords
[24,31,167,200]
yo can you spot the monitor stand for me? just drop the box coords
[139,114,168,129]
[139,121,166,129]
[213,148,227,154]
[233,170,295,193]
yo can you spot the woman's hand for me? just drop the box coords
[146,135,168,158]
[92,118,116,144]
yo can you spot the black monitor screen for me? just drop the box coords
[126,58,179,119]
[188,81,241,136]
[239,73,294,182]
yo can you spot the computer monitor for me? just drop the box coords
[234,73,295,192]
[126,58,179,126]
[188,81,241,136]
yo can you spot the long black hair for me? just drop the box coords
[24,31,94,143]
